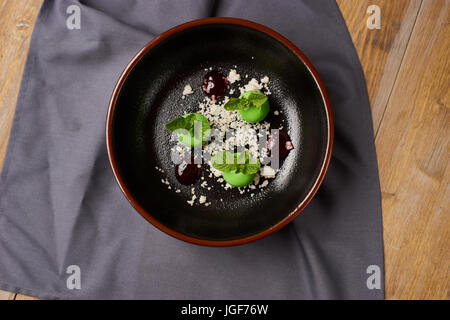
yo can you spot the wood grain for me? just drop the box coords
[0,0,43,301]
[0,289,15,300]
[15,294,38,300]
[0,0,43,169]
[336,0,423,135]
[375,0,450,300]
[0,0,449,300]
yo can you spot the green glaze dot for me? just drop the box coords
[222,170,256,187]
[237,90,270,123]
[178,113,210,147]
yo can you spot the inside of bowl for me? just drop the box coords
[111,23,329,241]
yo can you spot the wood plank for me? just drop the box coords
[0,0,43,169]
[15,294,38,300]
[375,0,450,300]
[337,0,422,135]
[0,0,43,301]
[0,289,15,300]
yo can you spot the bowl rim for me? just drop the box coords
[106,17,334,247]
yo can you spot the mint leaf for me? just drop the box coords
[243,163,260,175]
[201,119,210,139]
[165,117,187,132]
[246,91,268,108]
[213,163,236,172]
[234,164,246,174]
[223,92,268,111]
[212,151,261,174]
[165,113,210,143]
[165,113,197,132]
[211,152,235,171]
[224,98,245,111]
[191,119,201,138]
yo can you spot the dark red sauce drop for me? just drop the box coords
[175,160,201,185]
[202,70,228,98]
[267,131,294,161]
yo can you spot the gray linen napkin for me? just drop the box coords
[0,0,384,299]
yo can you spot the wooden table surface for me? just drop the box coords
[0,0,448,300]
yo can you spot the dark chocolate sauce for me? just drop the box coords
[267,131,294,161]
[202,70,228,98]
[175,159,201,185]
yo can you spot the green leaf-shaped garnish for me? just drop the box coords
[223,91,268,111]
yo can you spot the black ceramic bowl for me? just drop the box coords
[106,18,333,246]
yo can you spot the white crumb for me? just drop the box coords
[261,76,269,84]
[259,180,269,188]
[240,78,263,94]
[227,69,241,84]
[253,174,260,186]
[182,84,193,96]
